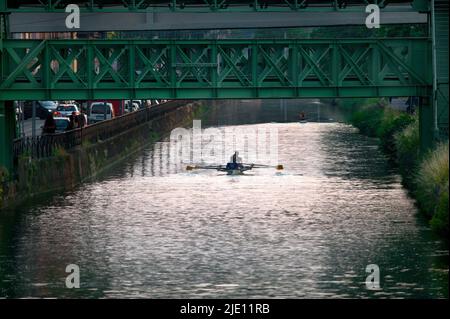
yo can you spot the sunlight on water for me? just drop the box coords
[0,121,448,298]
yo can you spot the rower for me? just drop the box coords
[227,151,243,170]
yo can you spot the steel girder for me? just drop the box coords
[1,1,424,13]
[0,38,431,100]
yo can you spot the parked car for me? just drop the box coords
[88,102,115,123]
[40,117,70,134]
[23,100,58,120]
[124,100,140,113]
[55,117,72,132]
[132,100,143,109]
[53,104,79,118]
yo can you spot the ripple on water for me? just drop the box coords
[0,122,447,299]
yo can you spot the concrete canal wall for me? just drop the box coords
[0,100,203,209]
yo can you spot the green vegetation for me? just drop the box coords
[341,99,449,236]
[150,131,161,142]
[348,102,384,137]
[53,146,69,158]
[395,120,420,189]
[377,107,415,155]
[416,143,449,235]
[346,99,414,155]
[0,166,9,207]
[191,102,210,120]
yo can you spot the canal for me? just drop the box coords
[0,100,448,298]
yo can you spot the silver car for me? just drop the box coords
[54,104,79,118]
[89,102,114,123]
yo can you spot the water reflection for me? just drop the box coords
[0,100,447,298]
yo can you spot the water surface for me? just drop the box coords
[0,101,448,298]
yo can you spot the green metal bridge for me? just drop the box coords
[0,0,448,173]
[0,38,431,100]
[0,0,426,13]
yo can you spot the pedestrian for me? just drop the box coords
[77,112,87,128]
[42,113,56,135]
[66,112,77,131]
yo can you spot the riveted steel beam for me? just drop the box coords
[1,1,423,13]
[0,38,432,100]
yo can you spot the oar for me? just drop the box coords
[187,164,284,171]
[246,163,284,170]
[186,165,222,171]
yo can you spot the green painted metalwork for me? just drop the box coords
[431,0,449,140]
[0,38,432,100]
[0,1,443,170]
[412,0,430,11]
[0,101,15,172]
[419,97,435,154]
[1,0,424,13]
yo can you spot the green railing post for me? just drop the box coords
[0,101,15,173]
[211,41,218,98]
[170,42,177,97]
[129,42,136,100]
[412,0,430,12]
[252,43,258,97]
[419,96,436,155]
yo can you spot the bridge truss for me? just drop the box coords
[0,38,431,100]
[1,0,423,13]
[0,0,447,173]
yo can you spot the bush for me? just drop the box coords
[53,147,69,158]
[430,185,449,234]
[377,109,415,155]
[394,118,420,189]
[348,102,415,158]
[415,142,449,235]
[349,104,384,137]
[0,166,10,208]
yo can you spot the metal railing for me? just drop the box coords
[13,100,189,162]
[13,130,81,160]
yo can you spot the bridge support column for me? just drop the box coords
[0,101,15,174]
[419,97,435,155]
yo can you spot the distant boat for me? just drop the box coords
[299,119,308,124]
[299,111,307,123]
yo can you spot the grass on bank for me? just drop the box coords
[347,100,415,155]
[416,143,449,235]
[394,119,420,189]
